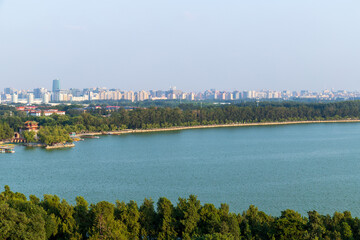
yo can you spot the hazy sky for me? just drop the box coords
[1,0,360,92]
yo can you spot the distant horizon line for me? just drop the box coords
[3,86,359,93]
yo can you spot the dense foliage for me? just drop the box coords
[1,101,360,137]
[0,122,13,140]
[0,186,359,239]
[37,126,73,145]
[22,130,36,143]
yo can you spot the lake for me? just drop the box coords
[1,122,360,216]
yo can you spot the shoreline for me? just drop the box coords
[45,143,75,149]
[75,119,360,137]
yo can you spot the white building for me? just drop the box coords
[12,93,18,103]
[42,93,50,104]
[27,93,34,104]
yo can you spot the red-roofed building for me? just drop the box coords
[24,121,39,131]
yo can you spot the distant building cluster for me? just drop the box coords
[1,79,360,104]
[16,106,66,116]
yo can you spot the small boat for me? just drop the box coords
[5,148,15,153]
[0,145,15,153]
[71,138,84,142]
[81,135,100,139]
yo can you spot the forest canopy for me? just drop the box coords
[1,101,360,139]
[0,186,358,240]
[37,126,72,145]
[0,122,14,140]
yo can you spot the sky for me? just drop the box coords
[1,0,360,92]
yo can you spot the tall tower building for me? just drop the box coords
[52,79,60,92]
[4,88,15,95]
[42,93,50,104]
[11,93,18,103]
[34,87,46,98]
[28,93,34,104]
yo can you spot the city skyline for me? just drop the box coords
[3,78,360,93]
[2,78,360,105]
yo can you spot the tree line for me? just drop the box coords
[1,101,360,137]
[0,122,13,140]
[36,126,73,145]
[0,186,358,240]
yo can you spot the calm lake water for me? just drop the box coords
[1,123,360,216]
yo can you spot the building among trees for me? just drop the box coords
[24,121,39,131]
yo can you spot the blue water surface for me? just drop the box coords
[1,123,360,216]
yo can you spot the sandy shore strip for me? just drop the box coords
[75,119,360,137]
[45,143,75,149]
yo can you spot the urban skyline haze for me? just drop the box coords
[1,0,360,91]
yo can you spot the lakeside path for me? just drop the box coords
[75,119,360,137]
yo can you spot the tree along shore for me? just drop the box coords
[0,186,357,240]
[4,101,360,133]
[2,101,360,140]
[75,119,360,137]
[2,101,360,145]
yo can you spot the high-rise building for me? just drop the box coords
[169,86,182,98]
[124,91,135,102]
[52,79,60,92]
[225,92,233,100]
[27,93,34,104]
[34,88,46,98]
[242,91,249,99]
[187,92,195,101]
[155,90,164,97]
[233,91,241,100]
[11,93,18,103]
[52,90,65,102]
[4,88,15,95]
[70,88,82,97]
[136,90,149,101]
[42,93,50,104]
